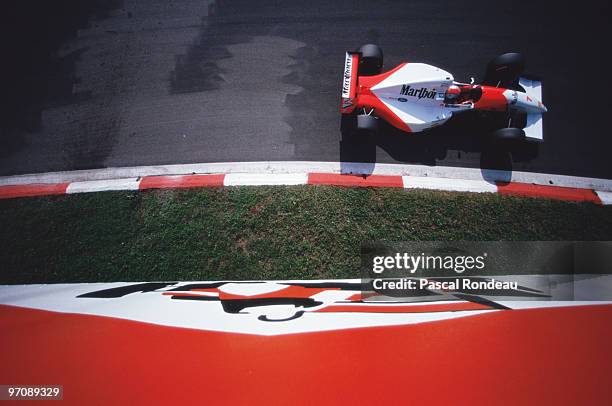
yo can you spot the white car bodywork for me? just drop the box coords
[370,63,457,132]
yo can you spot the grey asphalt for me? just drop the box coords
[1,0,611,179]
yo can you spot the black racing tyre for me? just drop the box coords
[490,127,525,145]
[358,44,383,76]
[484,52,524,86]
[356,114,379,132]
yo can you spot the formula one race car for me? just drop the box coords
[340,45,547,143]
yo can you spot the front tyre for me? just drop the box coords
[484,53,524,87]
[358,44,383,76]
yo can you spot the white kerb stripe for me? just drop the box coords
[595,191,612,205]
[66,178,141,194]
[224,173,308,186]
[403,176,497,193]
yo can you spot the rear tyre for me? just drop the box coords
[356,114,379,132]
[358,44,383,76]
[484,53,524,87]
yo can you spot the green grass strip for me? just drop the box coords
[1,186,611,284]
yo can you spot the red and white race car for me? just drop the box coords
[340,45,547,143]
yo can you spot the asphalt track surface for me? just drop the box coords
[1,0,611,179]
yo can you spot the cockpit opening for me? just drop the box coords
[444,84,483,105]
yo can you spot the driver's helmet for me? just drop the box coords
[445,85,461,102]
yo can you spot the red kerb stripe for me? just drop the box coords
[0,183,69,199]
[308,173,403,188]
[139,174,225,190]
[496,182,601,203]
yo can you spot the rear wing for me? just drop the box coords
[519,77,544,141]
[340,52,359,113]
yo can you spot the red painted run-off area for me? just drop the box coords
[0,304,611,406]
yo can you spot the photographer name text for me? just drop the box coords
[372,278,518,291]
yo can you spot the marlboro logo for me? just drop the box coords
[342,53,353,99]
[400,85,436,100]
